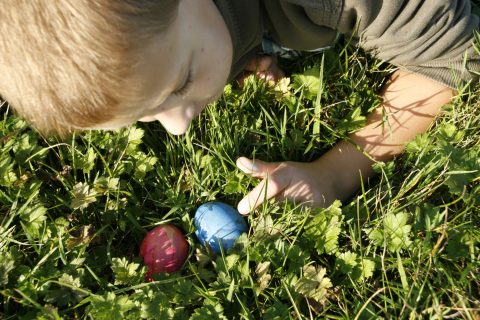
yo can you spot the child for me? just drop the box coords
[1,0,478,214]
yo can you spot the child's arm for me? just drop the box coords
[236,69,453,215]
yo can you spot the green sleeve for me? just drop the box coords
[265,0,480,88]
[337,0,480,89]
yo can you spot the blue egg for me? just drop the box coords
[194,202,248,254]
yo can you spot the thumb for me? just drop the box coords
[236,157,276,178]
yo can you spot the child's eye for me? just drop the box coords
[173,71,193,97]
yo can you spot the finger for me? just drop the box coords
[267,62,285,82]
[244,55,273,72]
[237,169,291,215]
[236,157,279,179]
[236,71,253,87]
[254,71,276,83]
[255,56,285,84]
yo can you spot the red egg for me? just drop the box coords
[140,224,189,280]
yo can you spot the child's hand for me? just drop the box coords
[235,141,376,215]
[235,157,339,215]
[239,54,285,85]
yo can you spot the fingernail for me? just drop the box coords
[237,158,259,173]
[237,199,250,215]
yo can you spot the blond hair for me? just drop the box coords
[0,0,179,136]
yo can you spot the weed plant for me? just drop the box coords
[0,40,479,319]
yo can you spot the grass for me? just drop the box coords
[0,41,479,319]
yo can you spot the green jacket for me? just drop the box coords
[215,0,480,89]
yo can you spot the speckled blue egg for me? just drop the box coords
[194,202,248,254]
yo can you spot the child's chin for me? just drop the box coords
[163,122,190,135]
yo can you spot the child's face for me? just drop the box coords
[98,0,233,135]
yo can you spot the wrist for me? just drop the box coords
[313,140,376,201]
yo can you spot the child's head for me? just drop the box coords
[0,0,232,136]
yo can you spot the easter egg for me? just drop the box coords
[194,202,248,254]
[140,224,189,280]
